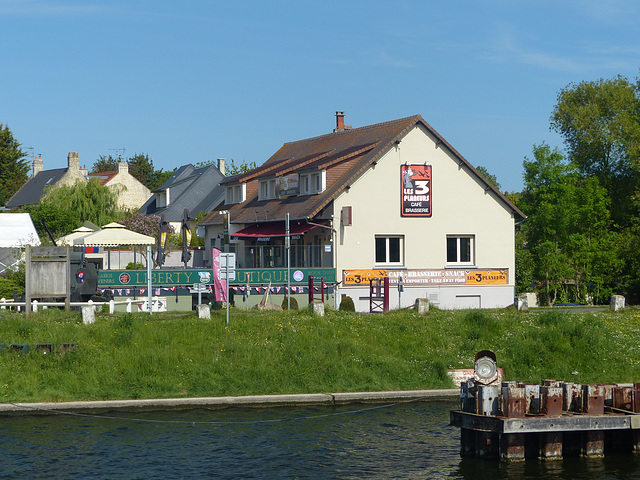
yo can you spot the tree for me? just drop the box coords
[90,155,119,174]
[0,124,29,206]
[550,76,640,226]
[22,203,78,242]
[475,166,501,190]
[40,179,127,230]
[519,144,620,305]
[225,158,258,175]
[91,153,175,191]
[119,213,176,267]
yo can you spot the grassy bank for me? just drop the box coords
[0,306,639,403]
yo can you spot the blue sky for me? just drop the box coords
[2,0,639,192]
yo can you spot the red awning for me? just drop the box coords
[231,221,316,239]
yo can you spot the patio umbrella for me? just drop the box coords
[181,208,192,267]
[155,214,170,267]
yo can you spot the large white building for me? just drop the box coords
[199,113,524,311]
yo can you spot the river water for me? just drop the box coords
[2,399,640,479]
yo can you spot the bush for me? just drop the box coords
[281,296,299,310]
[339,296,355,312]
[0,277,21,299]
[125,262,145,269]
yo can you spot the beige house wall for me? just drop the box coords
[106,164,152,210]
[333,124,516,284]
[57,152,88,187]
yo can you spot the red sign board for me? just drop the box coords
[401,164,432,217]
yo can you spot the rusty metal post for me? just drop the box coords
[583,431,605,457]
[502,384,526,418]
[500,433,525,462]
[602,384,614,408]
[564,382,582,412]
[633,382,640,413]
[632,430,640,454]
[478,385,500,416]
[476,431,499,458]
[539,432,563,461]
[541,386,563,416]
[525,384,540,414]
[582,385,605,415]
[613,386,633,411]
[460,428,476,457]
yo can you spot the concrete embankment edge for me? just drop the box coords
[0,389,459,416]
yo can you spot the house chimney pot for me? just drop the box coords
[32,155,43,177]
[67,152,80,171]
[335,111,345,131]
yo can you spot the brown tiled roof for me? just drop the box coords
[88,171,118,185]
[201,115,524,226]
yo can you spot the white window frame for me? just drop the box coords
[299,170,326,195]
[374,235,404,266]
[156,188,170,208]
[258,178,277,201]
[225,183,246,204]
[446,235,475,266]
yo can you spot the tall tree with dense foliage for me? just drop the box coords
[0,124,29,206]
[551,76,640,226]
[90,155,119,174]
[39,179,127,231]
[519,144,620,305]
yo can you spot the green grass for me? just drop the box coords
[0,306,639,403]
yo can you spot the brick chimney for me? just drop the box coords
[334,111,351,132]
[32,155,43,177]
[217,158,225,175]
[67,152,80,171]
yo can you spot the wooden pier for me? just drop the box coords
[450,379,640,461]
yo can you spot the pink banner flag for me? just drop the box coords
[212,248,228,302]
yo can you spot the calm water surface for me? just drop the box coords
[2,400,640,479]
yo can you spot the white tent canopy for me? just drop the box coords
[0,213,41,247]
[73,222,154,247]
[58,226,96,246]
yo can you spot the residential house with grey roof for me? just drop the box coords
[138,160,227,231]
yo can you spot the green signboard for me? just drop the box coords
[99,268,336,288]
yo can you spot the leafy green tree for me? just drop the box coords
[91,155,119,174]
[22,203,78,242]
[119,213,176,267]
[519,144,619,305]
[475,166,501,190]
[0,124,29,206]
[225,158,258,175]
[551,76,640,226]
[39,179,127,231]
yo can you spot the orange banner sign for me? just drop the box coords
[343,268,508,286]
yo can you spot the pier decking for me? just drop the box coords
[450,380,640,461]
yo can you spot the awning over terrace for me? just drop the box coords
[231,221,315,239]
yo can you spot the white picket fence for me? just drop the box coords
[0,297,165,314]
